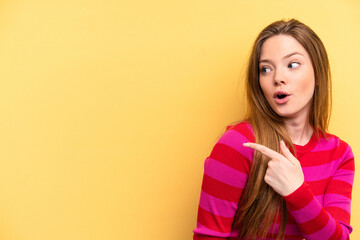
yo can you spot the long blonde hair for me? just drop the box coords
[232,19,332,239]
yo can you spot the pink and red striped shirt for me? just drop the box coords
[193,122,354,240]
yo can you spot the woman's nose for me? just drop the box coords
[274,69,286,86]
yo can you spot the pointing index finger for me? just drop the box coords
[243,142,282,159]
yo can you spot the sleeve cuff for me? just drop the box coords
[283,181,314,211]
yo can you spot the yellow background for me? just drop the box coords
[0,0,359,239]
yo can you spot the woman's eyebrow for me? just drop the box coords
[259,52,304,64]
[259,59,272,64]
[283,51,304,59]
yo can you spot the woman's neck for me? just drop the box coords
[284,118,313,146]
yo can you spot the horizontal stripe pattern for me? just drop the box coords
[204,158,248,188]
[303,213,336,239]
[194,122,354,239]
[201,174,242,202]
[324,194,351,213]
[331,169,355,185]
[193,222,237,237]
[199,190,238,218]
[196,206,233,233]
[311,137,339,152]
[302,160,339,181]
[289,197,322,223]
[209,143,251,173]
[217,130,254,161]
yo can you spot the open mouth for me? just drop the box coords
[276,93,288,99]
[273,91,290,104]
[274,91,290,99]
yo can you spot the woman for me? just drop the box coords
[193,19,354,240]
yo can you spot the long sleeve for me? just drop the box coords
[193,123,255,240]
[283,141,354,240]
[193,125,355,240]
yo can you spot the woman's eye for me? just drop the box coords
[288,62,300,69]
[260,67,271,74]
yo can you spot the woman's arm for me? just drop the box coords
[244,140,355,240]
[284,151,354,240]
[193,123,254,240]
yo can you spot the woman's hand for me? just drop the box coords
[243,140,304,196]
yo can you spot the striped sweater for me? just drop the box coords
[193,122,354,240]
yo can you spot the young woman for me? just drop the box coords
[193,19,354,240]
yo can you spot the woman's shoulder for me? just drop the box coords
[226,120,252,131]
[317,131,354,160]
[321,131,351,147]
[211,121,255,164]
[221,120,255,143]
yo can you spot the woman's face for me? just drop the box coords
[259,34,315,121]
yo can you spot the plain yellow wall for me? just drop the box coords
[0,0,359,239]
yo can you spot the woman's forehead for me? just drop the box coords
[260,35,309,61]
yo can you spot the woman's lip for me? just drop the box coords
[273,91,290,98]
[274,95,290,104]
